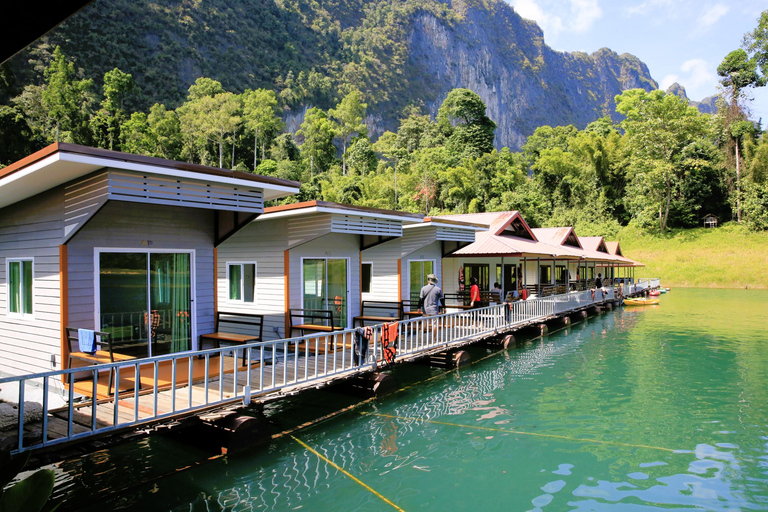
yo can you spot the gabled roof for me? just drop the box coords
[605,240,645,267]
[579,236,610,254]
[532,227,583,250]
[260,200,423,223]
[0,142,300,209]
[435,212,580,258]
[605,241,622,257]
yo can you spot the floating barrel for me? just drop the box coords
[480,334,515,349]
[426,350,470,369]
[344,372,398,398]
[214,414,271,455]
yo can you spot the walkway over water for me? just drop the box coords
[0,280,658,454]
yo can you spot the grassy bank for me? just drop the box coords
[617,223,768,289]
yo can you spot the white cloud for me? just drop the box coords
[511,0,564,37]
[624,0,675,17]
[681,58,715,89]
[510,0,601,37]
[697,4,729,29]
[659,74,680,91]
[570,0,602,33]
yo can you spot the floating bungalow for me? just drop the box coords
[360,216,486,308]
[435,212,641,300]
[0,145,655,457]
[0,143,300,377]
[215,200,423,339]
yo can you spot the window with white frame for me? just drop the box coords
[228,262,256,303]
[7,258,33,317]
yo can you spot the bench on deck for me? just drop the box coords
[289,309,345,337]
[401,299,424,318]
[65,327,138,396]
[353,301,404,326]
[199,312,264,367]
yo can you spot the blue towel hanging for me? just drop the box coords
[78,328,96,354]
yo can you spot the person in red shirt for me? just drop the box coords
[469,276,480,308]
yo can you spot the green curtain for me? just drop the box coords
[8,261,20,313]
[22,261,32,314]
[170,254,191,352]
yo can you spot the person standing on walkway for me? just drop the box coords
[419,273,444,316]
[469,276,481,308]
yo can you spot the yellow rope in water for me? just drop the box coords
[290,435,407,512]
[361,412,679,453]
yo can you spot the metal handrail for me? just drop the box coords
[0,279,660,453]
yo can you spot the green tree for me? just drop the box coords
[615,89,708,231]
[242,88,283,169]
[40,46,95,144]
[437,88,496,159]
[271,133,299,162]
[346,137,377,176]
[91,68,134,150]
[186,77,226,101]
[120,103,181,159]
[717,49,763,223]
[178,91,241,168]
[329,90,367,175]
[296,107,336,178]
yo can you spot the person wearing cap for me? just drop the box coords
[419,273,444,316]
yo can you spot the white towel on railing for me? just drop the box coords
[78,328,96,354]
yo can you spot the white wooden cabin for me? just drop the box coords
[360,217,485,309]
[215,201,422,340]
[0,143,299,378]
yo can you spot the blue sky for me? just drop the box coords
[504,0,768,123]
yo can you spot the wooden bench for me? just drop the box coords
[65,327,137,396]
[401,299,424,318]
[289,309,344,337]
[353,301,404,326]
[199,312,264,367]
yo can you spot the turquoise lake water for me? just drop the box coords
[52,288,768,511]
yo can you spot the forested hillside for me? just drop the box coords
[2,0,656,149]
[1,1,768,239]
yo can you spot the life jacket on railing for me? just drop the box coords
[381,321,399,365]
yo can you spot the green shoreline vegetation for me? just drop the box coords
[619,222,768,289]
[2,4,768,263]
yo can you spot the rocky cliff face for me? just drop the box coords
[666,82,718,115]
[405,5,657,149]
[9,0,660,151]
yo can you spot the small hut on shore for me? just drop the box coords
[703,214,718,228]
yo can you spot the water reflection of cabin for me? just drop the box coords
[434,212,636,300]
[215,201,423,340]
[0,143,300,377]
[360,216,486,309]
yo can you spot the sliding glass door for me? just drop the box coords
[302,258,348,328]
[98,251,193,357]
[409,260,434,302]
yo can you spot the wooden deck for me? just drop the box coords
[4,350,360,452]
[1,283,660,455]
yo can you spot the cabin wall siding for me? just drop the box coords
[216,218,289,341]
[401,240,443,302]
[361,239,402,303]
[66,201,216,347]
[289,233,361,330]
[0,188,63,377]
[287,214,331,248]
[361,227,440,305]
